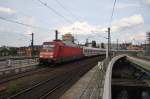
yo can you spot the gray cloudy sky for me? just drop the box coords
[0,0,150,46]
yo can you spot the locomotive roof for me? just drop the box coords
[43,42,51,44]
[43,40,62,45]
[83,47,106,51]
[43,40,79,48]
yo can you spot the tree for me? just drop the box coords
[0,47,9,56]
[9,48,17,56]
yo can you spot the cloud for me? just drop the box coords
[58,14,145,43]
[142,0,150,6]
[111,14,144,32]
[0,16,36,35]
[115,3,140,9]
[0,6,16,14]
[119,32,146,44]
[0,27,14,35]
[18,16,35,26]
[58,21,106,35]
[17,16,36,35]
[128,32,145,41]
[58,14,144,34]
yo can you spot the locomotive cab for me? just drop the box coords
[39,39,83,65]
[39,40,63,64]
[39,42,55,64]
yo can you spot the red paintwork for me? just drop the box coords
[39,40,83,63]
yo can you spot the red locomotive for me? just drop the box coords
[39,40,83,64]
[39,31,84,64]
[39,30,106,64]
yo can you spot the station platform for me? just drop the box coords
[61,65,98,99]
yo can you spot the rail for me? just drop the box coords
[7,56,98,99]
[126,55,150,72]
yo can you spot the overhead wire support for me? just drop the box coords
[107,0,117,59]
[55,0,81,21]
[37,0,73,24]
[31,33,34,57]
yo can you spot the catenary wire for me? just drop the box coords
[109,0,117,27]
[54,0,81,21]
[37,0,73,24]
[0,16,49,30]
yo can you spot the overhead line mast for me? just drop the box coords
[106,0,117,59]
[31,33,34,57]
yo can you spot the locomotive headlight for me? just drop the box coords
[40,55,43,58]
[49,55,53,58]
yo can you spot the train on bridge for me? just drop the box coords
[39,40,105,64]
[39,31,142,65]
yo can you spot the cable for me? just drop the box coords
[0,16,49,30]
[37,0,73,24]
[110,0,117,26]
[16,11,57,28]
[55,0,81,21]
[0,29,30,39]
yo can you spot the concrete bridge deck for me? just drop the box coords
[61,55,150,99]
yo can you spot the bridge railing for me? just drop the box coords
[79,59,109,99]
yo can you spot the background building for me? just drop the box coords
[62,34,74,43]
[146,32,150,56]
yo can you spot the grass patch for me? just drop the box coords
[6,83,18,94]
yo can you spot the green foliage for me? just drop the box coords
[9,48,17,55]
[6,84,18,94]
[0,47,9,56]
[0,47,17,56]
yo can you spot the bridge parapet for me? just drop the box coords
[102,55,126,99]
[103,54,150,99]
[79,58,109,99]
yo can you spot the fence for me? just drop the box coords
[0,57,39,76]
[0,57,38,69]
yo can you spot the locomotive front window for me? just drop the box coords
[43,44,54,51]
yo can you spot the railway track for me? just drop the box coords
[136,56,150,61]
[0,56,102,85]
[4,56,103,99]
[0,66,54,84]
[7,71,71,99]
[39,76,71,99]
